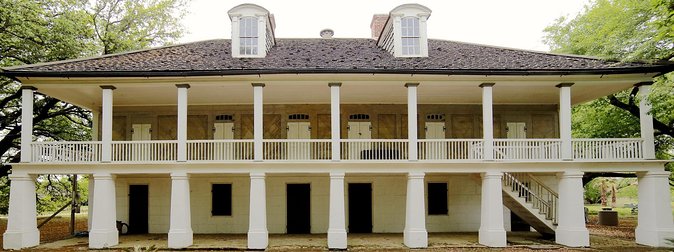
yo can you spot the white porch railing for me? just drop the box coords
[572,138,643,160]
[31,141,101,163]
[503,172,558,225]
[187,140,254,161]
[418,139,483,160]
[263,139,331,161]
[340,139,408,160]
[111,140,178,162]
[494,139,562,160]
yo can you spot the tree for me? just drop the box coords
[0,0,187,213]
[544,0,674,184]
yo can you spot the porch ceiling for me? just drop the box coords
[22,73,651,110]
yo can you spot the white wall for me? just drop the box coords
[426,174,482,232]
[115,176,171,233]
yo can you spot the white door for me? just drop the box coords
[213,122,235,160]
[132,124,151,140]
[130,124,151,161]
[347,122,371,159]
[505,122,527,159]
[287,122,311,159]
[425,122,447,159]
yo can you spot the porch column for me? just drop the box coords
[329,83,341,161]
[248,172,268,249]
[635,171,674,246]
[100,86,116,162]
[636,82,656,159]
[2,173,39,249]
[252,83,265,161]
[20,86,36,162]
[557,83,573,160]
[89,172,118,248]
[406,83,419,161]
[478,171,506,247]
[327,171,347,249]
[480,83,494,160]
[168,171,193,248]
[404,171,427,248]
[176,84,190,162]
[555,170,589,247]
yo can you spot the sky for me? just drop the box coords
[180,0,590,52]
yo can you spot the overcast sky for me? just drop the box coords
[180,0,589,52]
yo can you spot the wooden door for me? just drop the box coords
[128,185,149,234]
[348,183,372,233]
[286,184,311,234]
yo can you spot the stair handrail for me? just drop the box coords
[502,172,558,224]
[526,173,559,198]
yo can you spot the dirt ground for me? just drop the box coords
[0,215,671,251]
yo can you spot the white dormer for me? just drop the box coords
[227,4,276,58]
[376,4,431,57]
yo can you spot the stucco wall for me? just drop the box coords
[113,173,541,234]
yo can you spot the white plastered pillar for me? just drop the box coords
[327,171,347,249]
[635,171,674,247]
[168,171,193,248]
[176,84,190,162]
[2,173,39,249]
[20,87,35,162]
[404,171,427,248]
[89,172,118,248]
[329,83,341,161]
[480,83,495,160]
[478,171,506,247]
[557,83,574,160]
[636,82,656,159]
[555,170,589,247]
[247,172,268,249]
[252,83,265,161]
[100,86,115,162]
[406,83,419,161]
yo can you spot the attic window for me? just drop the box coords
[401,17,420,55]
[239,16,259,55]
[288,114,309,120]
[426,114,445,121]
[349,114,370,120]
[215,114,234,122]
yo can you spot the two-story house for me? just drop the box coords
[3,3,674,250]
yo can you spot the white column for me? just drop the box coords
[20,87,35,163]
[406,83,419,161]
[87,174,95,231]
[557,83,573,160]
[329,83,341,161]
[100,86,115,162]
[418,15,430,57]
[168,171,193,248]
[635,171,674,247]
[480,83,495,161]
[555,170,589,247]
[478,171,506,247]
[2,173,39,249]
[252,83,265,161]
[327,172,347,249]
[404,172,427,248]
[637,82,656,159]
[176,84,190,162]
[89,172,118,248]
[247,172,268,249]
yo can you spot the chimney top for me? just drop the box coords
[370,14,389,40]
[320,29,334,39]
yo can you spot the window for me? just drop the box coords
[428,183,448,215]
[212,184,232,216]
[401,17,420,55]
[239,16,258,55]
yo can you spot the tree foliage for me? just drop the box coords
[0,0,187,213]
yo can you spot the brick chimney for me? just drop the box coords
[370,14,389,40]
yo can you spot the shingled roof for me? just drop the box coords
[2,39,672,77]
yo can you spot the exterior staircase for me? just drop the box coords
[502,173,558,236]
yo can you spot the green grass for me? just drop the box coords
[585,204,637,217]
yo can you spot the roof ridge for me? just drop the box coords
[2,39,222,71]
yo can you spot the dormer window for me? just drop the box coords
[401,17,420,55]
[228,4,276,58]
[239,16,259,55]
[375,4,431,58]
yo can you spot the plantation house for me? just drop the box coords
[2,3,674,250]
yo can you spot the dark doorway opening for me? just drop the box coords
[287,184,311,234]
[128,185,149,234]
[348,183,372,233]
[511,212,531,231]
